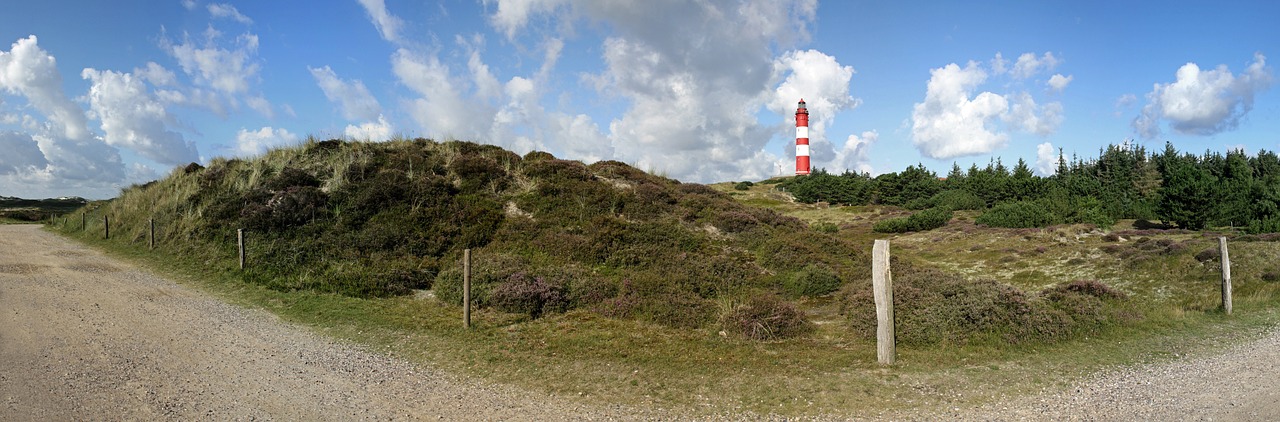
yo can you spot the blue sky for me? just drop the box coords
[0,0,1276,199]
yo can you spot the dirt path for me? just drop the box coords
[3,223,1279,420]
[0,225,637,420]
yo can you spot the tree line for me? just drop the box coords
[780,142,1280,233]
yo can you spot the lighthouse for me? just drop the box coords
[795,99,810,175]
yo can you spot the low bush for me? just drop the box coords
[782,263,842,298]
[733,181,754,191]
[720,293,811,340]
[490,272,567,318]
[873,207,953,233]
[976,201,1059,228]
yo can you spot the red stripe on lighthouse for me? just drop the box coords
[795,98,810,175]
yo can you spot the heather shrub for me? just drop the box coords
[976,201,1059,228]
[711,210,760,233]
[490,272,567,318]
[596,275,715,329]
[873,207,952,233]
[1194,247,1221,263]
[812,221,839,233]
[720,293,811,340]
[434,252,528,307]
[782,263,842,298]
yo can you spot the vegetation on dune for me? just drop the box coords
[51,137,1151,349]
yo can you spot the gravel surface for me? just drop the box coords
[0,225,641,420]
[3,224,1278,421]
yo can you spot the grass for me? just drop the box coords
[35,145,1280,419]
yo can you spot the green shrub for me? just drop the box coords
[976,201,1060,228]
[490,272,567,318]
[782,263,842,297]
[733,181,754,191]
[812,221,839,233]
[720,293,811,340]
[930,190,986,211]
[872,207,952,233]
[841,266,1134,346]
[434,252,528,308]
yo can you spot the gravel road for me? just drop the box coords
[3,223,1278,421]
[0,224,639,420]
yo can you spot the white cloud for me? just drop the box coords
[1035,142,1057,176]
[0,131,49,174]
[82,68,199,166]
[485,0,568,40]
[833,130,877,175]
[991,52,1008,75]
[344,115,393,141]
[910,62,1009,159]
[245,95,273,119]
[162,29,260,95]
[1133,52,1273,138]
[207,3,252,24]
[357,0,405,43]
[1011,52,1061,79]
[309,65,381,121]
[392,49,487,139]
[0,36,90,140]
[182,0,198,11]
[136,62,177,86]
[1004,92,1064,136]
[1048,74,1073,93]
[235,126,299,156]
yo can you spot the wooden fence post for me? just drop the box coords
[1219,237,1232,315]
[463,248,472,329]
[148,218,155,250]
[104,216,110,239]
[81,213,86,231]
[872,239,895,365]
[237,229,245,270]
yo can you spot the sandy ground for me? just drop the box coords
[0,224,635,420]
[3,223,1279,421]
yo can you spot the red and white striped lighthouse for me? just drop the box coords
[795,98,810,175]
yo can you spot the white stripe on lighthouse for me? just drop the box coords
[796,144,810,156]
[796,126,808,139]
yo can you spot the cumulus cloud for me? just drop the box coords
[1048,74,1073,93]
[0,131,49,174]
[161,28,260,95]
[235,126,299,156]
[911,62,1009,159]
[833,130,877,175]
[1004,92,1064,136]
[207,3,252,24]
[1133,53,1273,138]
[344,115,393,141]
[82,68,199,165]
[0,36,90,140]
[911,53,1070,159]
[309,65,381,121]
[1011,52,1061,79]
[1036,142,1057,176]
[357,0,405,43]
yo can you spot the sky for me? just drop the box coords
[1,1,1277,199]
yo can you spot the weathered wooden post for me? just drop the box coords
[81,213,86,230]
[103,215,110,239]
[148,218,155,250]
[237,229,245,270]
[873,239,895,365]
[463,248,472,329]
[1219,237,1232,315]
